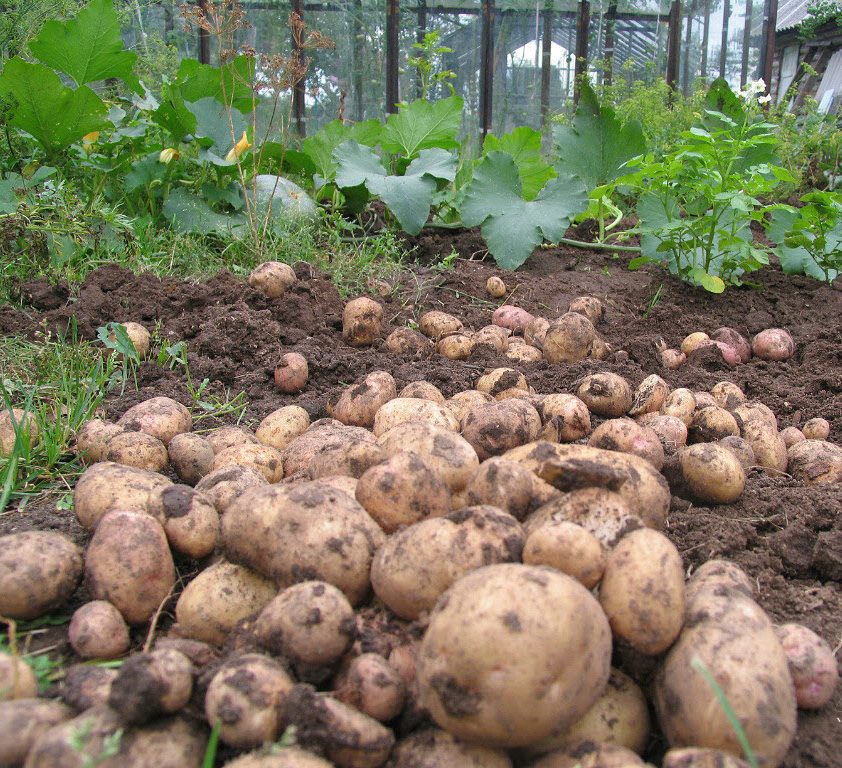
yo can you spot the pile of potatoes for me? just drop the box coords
[659,327,796,370]
[0,297,840,768]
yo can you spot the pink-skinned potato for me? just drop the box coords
[775,623,839,709]
[752,328,795,361]
[492,305,534,334]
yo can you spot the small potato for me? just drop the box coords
[802,417,831,440]
[575,372,633,417]
[679,443,745,504]
[775,623,839,709]
[780,426,805,447]
[194,465,268,514]
[274,352,309,393]
[711,327,752,363]
[384,327,433,356]
[372,397,459,437]
[741,420,788,473]
[681,332,709,355]
[474,325,511,354]
[569,296,604,325]
[0,652,38,700]
[356,452,450,531]
[399,381,445,402]
[437,332,474,360]
[248,261,296,297]
[588,418,664,469]
[524,317,550,349]
[158,484,219,558]
[486,276,507,298]
[206,426,259,454]
[461,400,542,460]
[733,401,778,431]
[255,581,355,668]
[685,559,755,603]
[663,747,752,768]
[539,394,591,442]
[86,511,176,625]
[255,405,310,451]
[447,390,494,425]
[121,321,151,357]
[390,728,512,768]
[0,531,83,620]
[492,305,535,334]
[0,698,72,766]
[308,440,386,480]
[710,381,746,410]
[108,648,193,723]
[543,313,596,363]
[168,432,215,485]
[523,521,606,589]
[329,372,397,429]
[282,422,377,478]
[531,743,645,768]
[420,310,463,339]
[636,413,687,454]
[206,654,295,748]
[661,348,686,369]
[104,430,168,472]
[476,368,528,396]
[506,343,544,363]
[752,328,795,361]
[688,406,740,443]
[117,396,192,447]
[599,528,685,655]
[661,388,697,425]
[69,601,130,659]
[175,561,277,646]
[334,652,406,722]
[628,374,669,417]
[120,715,209,768]
[688,339,740,367]
[465,457,539,520]
[786,439,842,484]
[19,705,123,767]
[718,435,756,471]
[343,297,384,347]
[61,665,117,711]
[75,419,125,464]
[590,337,613,360]
[212,442,284,483]
[224,748,334,768]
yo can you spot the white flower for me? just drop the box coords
[758,94,772,104]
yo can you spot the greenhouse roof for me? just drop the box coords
[776,0,810,32]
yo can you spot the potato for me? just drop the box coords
[343,297,383,347]
[255,581,355,670]
[530,743,646,768]
[523,521,606,589]
[108,648,193,723]
[711,327,752,363]
[117,396,192,447]
[689,339,740,367]
[0,698,72,766]
[575,373,633,417]
[417,563,612,747]
[752,327,795,361]
[158,484,219,558]
[569,296,604,325]
[637,413,687,454]
[120,715,209,768]
[438,332,475,360]
[274,352,309,393]
[661,347,686,369]
[473,325,510,354]
[206,654,295,748]
[661,388,697,425]
[255,405,310,451]
[679,443,745,504]
[802,417,831,440]
[539,394,591,443]
[655,581,797,767]
[506,343,544,363]
[223,482,385,605]
[599,528,684,655]
[120,321,151,358]
[206,426,259,454]
[775,623,839,709]
[86,510,176,625]
[663,747,751,768]
[710,381,746,410]
[371,506,524,619]
[174,561,276,646]
[104,431,169,472]
[167,432,214,485]
[524,317,550,349]
[356,452,450,531]
[399,380,445,402]
[306,437,386,481]
[373,397,459,437]
[334,652,406,722]
[461,400,542,460]
[588,418,664,470]
[733,401,778,431]
[688,406,740,443]
[61,665,117,711]
[282,421,376,477]
[249,261,296,297]
[492,305,535,334]
[717,436,756,471]
[0,531,82,620]
[23,705,122,768]
[194,465,268,514]
[543,313,596,363]
[628,374,669,417]
[420,310,463,339]
[390,728,512,767]
[476,368,528,397]
[384,327,433,356]
[0,652,38,701]
[786,439,842,484]
[75,419,125,464]
[376,422,479,492]
[681,332,709,355]
[740,420,787,473]
[465,457,541,520]
[684,559,755,603]
[224,748,334,768]
[447,390,494,424]
[69,600,130,659]
[506,442,670,531]
[486,276,507,298]
[780,426,805,447]
[212,442,284,483]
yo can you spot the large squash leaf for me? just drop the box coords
[483,126,555,201]
[302,119,382,188]
[163,188,245,235]
[461,151,588,270]
[176,57,256,113]
[553,82,645,191]
[380,95,462,159]
[0,59,107,155]
[29,0,140,92]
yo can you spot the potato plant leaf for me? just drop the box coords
[29,0,140,92]
[334,141,456,235]
[461,151,588,270]
[0,59,107,156]
[483,126,555,201]
[552,81,645,191]
[380,95,463,158]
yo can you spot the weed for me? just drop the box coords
[0,617,65,693]
[643,284,664,318]
[202,720,222,768]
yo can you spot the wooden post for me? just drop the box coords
[416,0,427,99]
[386,0,400,114]
[666,0,681,90]
[758,0,778,92]
[700,0,710,79]
[719,0,731,78]
[574,0,590,103]
[480,0,494,137]
[352,0,364,120]
[198,0,210,64]
[740,0,753,86]
[541,1,554,122]
[293,0,306,135]
[682,0,695,94]
[603,0,617,85]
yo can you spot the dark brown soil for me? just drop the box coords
[1,229,840,767]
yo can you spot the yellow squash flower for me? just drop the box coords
[225,130,252,163]
[159,147,180,164]
[82,131,100,153]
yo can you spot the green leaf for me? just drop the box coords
[553,81,645,191]
[176,57,255,113]
[381,96,463,159]
[151,82,196,142]
[768,206,840,281]
[704,78,746,127]
[187,97,248,154]
[0,174,22,214]
[692,268,726,293]
[461,151,588,270]
[483,126,555,201]
[0,59,107,155]
[124,153,166,192]
[301,119,382,188]
[29,0,140,92]
[163,188,245,235]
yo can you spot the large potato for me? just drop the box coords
[373,397,459,436]
[168,432,215,485]
[530,742,645,768]
[384,327,432,356]
[0,531,82,620]
[283,422,377,477]
[22,705,122,768]
[417,564,612,747]
[222,482,385,605]
[86,511,176,625]
[539,394,591,443]
[212,442,284,483]
[740,419,787,473]
[390,728,512,767]
[75,419,125,464]
[0,652,38,701]
[206,426,259,454]
[599,528,685,655]
[121,715,208,768]
[543,313,596,363]
[461,400,542,460]
[476,368,527,397]
[343,297,383,347]
[255,405,311,451]
[329,372,397,428]
[420,310,463,339]
[117,396,192,446]
[307,438,386,480]
[104,431,168,472]
[194,465,268,514]
[786,439,842,484]
[447,390,495,424]
[224,748,334,768]
[679,443,745,504]
[248,260,296,297]
[0,407,38,456]
[575,373,633,417]
[400,381,445,402]
[0,698,73,766]
[688,407,740,443]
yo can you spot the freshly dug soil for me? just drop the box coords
[1,228,840,767]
